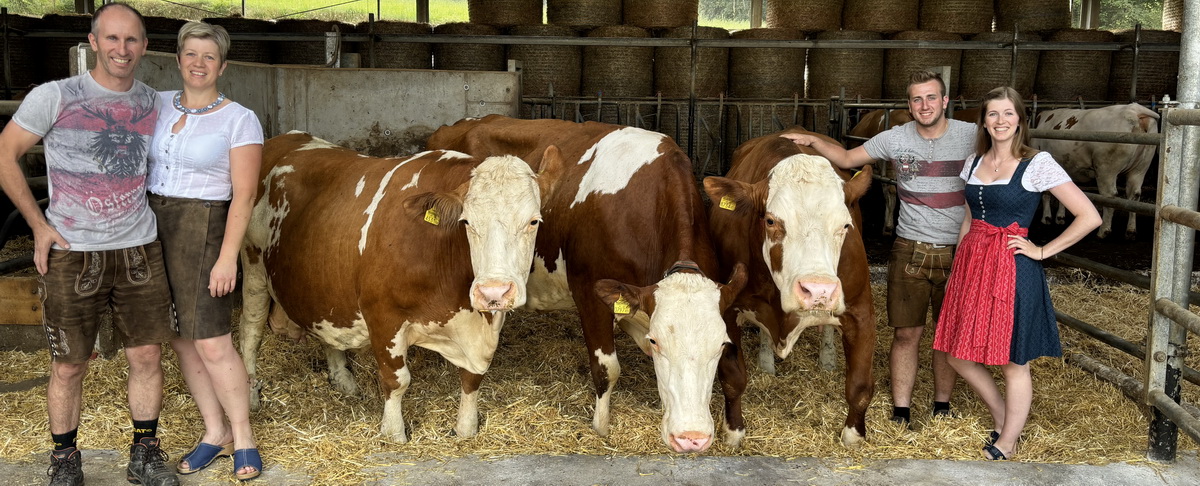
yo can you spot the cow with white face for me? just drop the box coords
[240,132,562,442]
[427,115,747,453]
[706,128,877,446]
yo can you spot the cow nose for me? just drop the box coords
[795,279,840,309]
[474,281,515,310]
[671,432,712,453]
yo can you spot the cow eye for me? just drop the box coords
[764,217,775,226]
[529,219,539,227]
[843,223,851,229]
[461,219,470,226]
[647,337,657,346]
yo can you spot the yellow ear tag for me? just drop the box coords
[613,295,632,315]
[719,195,736,211]
[423,207,440,225]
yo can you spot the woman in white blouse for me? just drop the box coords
[147,21,263,480]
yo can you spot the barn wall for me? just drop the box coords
[68,47,520,157]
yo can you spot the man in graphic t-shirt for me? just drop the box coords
[782,70,977,426]
[0,3,179,486]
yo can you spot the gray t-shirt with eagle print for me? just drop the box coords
[14,72,159,251]
[863,118,977,245]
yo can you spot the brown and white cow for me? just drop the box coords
[239,132,560,442]
[1032,102,1160,239]
[427,115,747,453]
[704,127,876,446]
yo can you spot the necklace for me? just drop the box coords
[991,155,1012,172]
[173,91,225,115]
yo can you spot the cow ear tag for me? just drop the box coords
[719,195,736,211]
[613,295,632,315]
[423,207,440,225]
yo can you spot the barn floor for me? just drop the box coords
[0,448,1197,485]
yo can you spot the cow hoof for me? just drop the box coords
[454,416,480,438]
[1041,217,1052,226]
[329,374,362,398]
[723,425,746,449]
[248,379,263,411]
[1096,229,1111,239]
[1125,231,1137,241]
[592,419,610,437]
[840,426,865,447]
[1055,217,1067,226]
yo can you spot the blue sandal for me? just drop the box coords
[234,448,262,481]
[178,441,234,474]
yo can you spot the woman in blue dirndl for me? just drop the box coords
[934,87,1101,461]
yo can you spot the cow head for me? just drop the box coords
[407,146,564,311]
[704,155,871,356]
[593,263,747,453]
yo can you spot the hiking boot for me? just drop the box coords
[47,447,84,486]
[126,437,179,486]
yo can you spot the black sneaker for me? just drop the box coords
[932,408,959,419]
[126,437,179,486]
[47,447,84,486]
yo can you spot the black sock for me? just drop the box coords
[52,429,78,451]
[933,401,951,414]
[132,418,158,444]
[891,406,911,421]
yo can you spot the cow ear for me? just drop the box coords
[594,279,655,318]
[404,191,464,229]
[844,164,872,205]
[703,176,763,217]
[718,263,747,312]
[536,145,566,205]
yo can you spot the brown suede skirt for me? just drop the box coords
[149,193,235,340]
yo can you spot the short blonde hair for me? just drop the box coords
[177,21,230,64]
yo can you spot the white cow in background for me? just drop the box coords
[1033,103,1160,239]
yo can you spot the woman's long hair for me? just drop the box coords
[974,87,1038,159]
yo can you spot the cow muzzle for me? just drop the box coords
[471,279,518,311]
[669,431,713,453]
[794,277,842,312]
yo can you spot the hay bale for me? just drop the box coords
[1163,0,1184,32]
[433,23,505,72]
[547,0,621,29]
[144,16,186,56]
[885,31,962,99]
[581,25,653,98]
[807,30,884,135]
[1109,29,1181,102]
[203,17,273,64]
[273,19,355,66]
[654,26,729,98]
[1035,29,1115,101]
[729,28,805,99]
[960,31,1041,100]
[37,14,91,82]
[765,0,842,33]
[995,0,1071,33]
[508,24,581,100]
[919,0,993,35]
[468,0,543,27]
[844,0,917,34]
[624,0,698,29]
[355,21,432,69]
[1,14,40,92]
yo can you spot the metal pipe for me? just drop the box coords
[1154,298,1200,337]
[1057,311,1200,386]
[1083,192,1156,216]
[0,255,32,275]
[1149,390,1200,444]
[1166,108,1200,126]
[1159,205,1200,231]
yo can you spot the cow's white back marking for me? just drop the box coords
[354,176,366,197]
[571,128,665,207]
[359,156,421,254]
[295,137,339,151]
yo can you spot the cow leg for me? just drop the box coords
[839,305,876,447]
[756,334,775,376]
[882,163,897,237]
[238,247,271,411]
[1041,193,1055,226]
[579,297,620,437]
[324,346,361,397]
[456,369,484,438]
[1124,162,1151,241]
[717,323,748,449]
[372,341,411,443]
[1095,170,1120,239]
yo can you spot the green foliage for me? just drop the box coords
[1072,0,1163,30]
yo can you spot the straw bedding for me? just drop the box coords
[0,235,1196,483]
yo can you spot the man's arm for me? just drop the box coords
[779,132,876,170]
[0,120,69,274]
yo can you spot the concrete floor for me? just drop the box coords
[3,448,1198,485]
